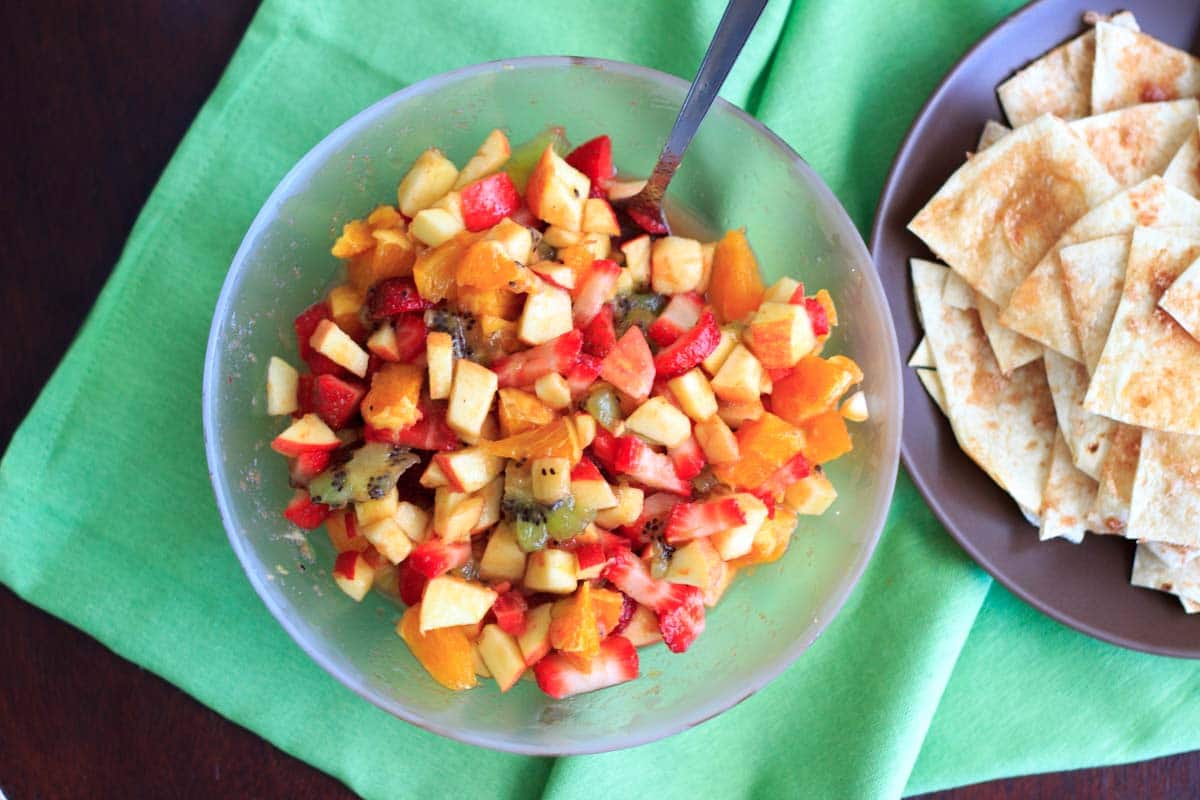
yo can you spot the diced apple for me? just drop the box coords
[698,242,716,294]
[266,356,299,416]
[594,484,644,528]
[701,325,740,376]
[433,488,485,541]
[764,276,803,303]
[840,390,869,422]
[309,319,369,377]
[529,261,576,290]
[479,522,527,582]
[620,234,651,290]
[607,179,646,201]
[271,413,340,456]
[517,603,554,665]
[420,459,450,489]
[571,412,596,448]
[325,510,368,553]
[432,190,464,223]
[454,129,512,189]
[485,217,532,264]
[355,486,399,527]
[435,447,505,493]
[534,373,572,410]
[472,476,504,533]
[425,331,455,400]
[571,475,617,511]
[664,537,724,593]
[332,551,376,602]
[581,233,612,261]
[705,561,736,607]
[397,148,459,216]
[621,604,662,647]
[472,644,492,678]
[446,360,498,443]
[394,501,431,542]
[328,284,366,340]
[624,396,692,448]
[524,549,578,594]
[518,286,573,345]
[716,398,765,429]
[526,145,589,230]
[360,517,414,564]
[581,198,620,235]
[542,226,584,249]
[410,207,465,247]
[476,624,526,691]
[709,494,768,560]
[367,323,401,362]
[650,236,703,295]
[531,457,571,504]
[666,368,718,423]
[710,344,766,403]
[693,415,740,463]
[419,575,498,633]
[746,302,817,369]
[784,470,838,515]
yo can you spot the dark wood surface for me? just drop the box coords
[0,2,1193,798]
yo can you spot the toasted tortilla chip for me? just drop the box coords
[942,272,975,310]
[909,115,1120,310]
[1143,541,1200,570]
[997,11,1139,127]
[911,259,1056,512]
[1000,178,1200,360]
[975,291,1041,374]
[1131,543,1200,605]
[1126,430,1200,547]
[908,337,936,368]
[918,369,948,416]
[1089,423,1142,534]
[1042,349,1115,480]
[1092,22,1200,114]
[977,120,1011,151]
[1085,227,1200,434]
[1163,124,1200,198]
[1159,255,1200,341]
[1039,431,1096,543]
[1181,596,1200,613]
[1058,234,1130,373]
[1070,99,1198,187]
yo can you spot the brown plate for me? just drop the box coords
[871,0,1200,658]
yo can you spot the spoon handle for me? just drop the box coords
[642,0,769,200]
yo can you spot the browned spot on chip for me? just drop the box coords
[1105,516,1124,532]
[997,154,1087,265]
[1140,83,1175,102]
[1162,581,1175,591]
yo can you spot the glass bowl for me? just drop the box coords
[202,56,901,755]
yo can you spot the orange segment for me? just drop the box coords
[366,204,405,230]
[812,288,838,328]
[457,284,524,320]
[709,229,765,323]
[479,418,580,462]
[800,411,853,464]
[771,356,859,425]
[414,232,479,303]
[331,219,375,259]
[558,244,594,290]
[497,388,558,437]
[457,240,523,291]
[711,412,805,490]
[729,507,797,568]
[549,583,600,667]
[397,605,477,691]
[348,228,415,290]
[362,363,424,430]
[591,587,625,637]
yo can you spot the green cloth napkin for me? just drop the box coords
[4,1,1199,797]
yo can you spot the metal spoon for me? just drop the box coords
[618,0,769,235]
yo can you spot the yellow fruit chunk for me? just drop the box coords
[591,587,625,637]
[708,229,765,323]
[479,418,579,463]
[729,507,798,568]
[397,605,477,691]
[550,583,600,667]
[711,412,806,490]
[362,363,423,430]
[331,219,375,259]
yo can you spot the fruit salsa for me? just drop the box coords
[263,127,868,698]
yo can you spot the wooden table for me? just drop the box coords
[1,2,1194,797]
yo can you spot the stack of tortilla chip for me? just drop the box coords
[906,11,1200,611]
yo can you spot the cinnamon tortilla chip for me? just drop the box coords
[975,291,1041,374]
[942,272,975,310]
[997,11,1139,127]
[977,120,1010,151]
[911,259,1056,512]
[1163,124,1200,198]
[1070,99,1198,187]
[1039,431,1096,543]
[1089,423,1142,535]
[1143,541,1200,570]
[908,337,936,369]
[1084,227,1200,434]
[1042,349,1115,480]
[918,370,949,416]
[1131,543,1200,606]
[1127,430,1200,547]
[1091,22,1200,114]
[1158,255,1200,342]
[1058,234,1130,373]
[909,114,1120,310]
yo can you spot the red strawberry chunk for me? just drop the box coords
[294,373,316,418]
[333,550,362,580]
[312,374,366,430]
[365,397,457,451]
[573,260,622,326]
[582,304,617,358]
[804,297,830,336]
[294,301,330,361]
[663,497,746,544]
[667,435,706,481]
[290,449,332,486]
[492,329,583,388]
[647,292,704,347]
[460,172,522,231]
[616,491,682,545]
[368,277,433,320]
[492,591,528,636]
[573,542,608,573]
[391,313,428,362]
[283,489,331,529]
[612,436,691,497]
[652,310,719,379]
[565,353,601,396]
[589,428,620,473]
[599,326,654,400]
[564,135,614,192]
[408,538,472,579]
[396,561,428,606]
[626,205,669,236]
[754,453,813,502]
[569,457,604,482]
[788,283,807,304]
[609,593,638,635]
[603,549,705,652]
[533,635,638,699]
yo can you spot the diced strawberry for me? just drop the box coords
[804,297,830,336]
[603,549,705,652]
[570,457,604,482]
[589,428,620,473]
[565,353,601,396]
[582,304,617,358]
[283,489,331,530]
[667,436,706,481]
[767,367,793,383]
[626,205,669,236]
[492,591,528,636]
[652,310,719,379]
[753,452,813,502]
[789,284,806,304]
[294,301,330,361]
[333,550,361,580]
[396,561,428,606]
[492,329,583,388]
[609,593,637,635]
[599,326,654,400]
[408,538,472,579]
[612,436,691,497]
[663,497,746,544]
[533,635,638,698]
[460,172,522,231]
[312,374,366,430]
[294,373,316,418]
[368,277,433,320]
[599,530,632,556]
[573,260,622,325]
[290,449,332,486]
[646,292,704,347]
[618,492,682,543]
[391,313,428,362]
[509,205,540,229]
[574,542,608,573]
[365,397,457,451]
[564,135,614,192]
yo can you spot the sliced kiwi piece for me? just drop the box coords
[544,495,595,542]
[644,537,675,580]
[614,292,668,336]
[584,384,624,433]
[307,443,418,507]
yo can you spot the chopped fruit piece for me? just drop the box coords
[664,537,725,593]
[397,148,459,216]
[712,413,806,490]
[519,286,574,346]
[716,398,765,429]
[663,497,747,544]
[785,470,838,515]
[565,355,601,397]
[581,198,620,234]
[311,374,365,430]
[729,507,798,568]
[420,459,450,488]
[409,537,472,579]
[609,179,647,201]
[771,355,859,425]
[361,363,423,430]
[333,551,376,601]
[497,388,557,437]
[396,560,427,605]
[476,624,527,691]
[550,583,601,663]
[446,360,499,443]
[307,442,418,507]
[271,413,340,456]
[573,259,622,326]
[668,436,706,480]
[348,229,417,290]
[283,488,330,529]
[531,457,572,504]
[763,276,803,303]
[485,217,534,265]
[530,260,576,291]
[433,488,485,541]
[492,591,529,636]
[517,603,554,666]
[805,296,831,336]
[360,517,415,564]
[565,135,614,192]
[574,541,611,581]
[290,448,332,486]
[627,203,669,236]
[571,412,597,448]
[493,329,583,388]
[410,207,465,247]
[419,575,498,633]
[454,129,512,190]
[325,511,369,553]
[367,322,403,362]
[582,304,618,359]
[619,605,663,647]
[266,356,300,417]
[624,396,692,448]
[697,241,715,293]
[367,277,433,320]
[310,319,369,377]
[367,204,405,230]
[600,326,654,400]
[620,234,651,290]
[647,292,704,347]
[603,549,705,652]
[709,494,769,560]
[534,373,572,410]
[746,302,818,369]
[709,229,765,323]
[650,236,703,295]
[394,501,431,542]
[413,234,473,304]
[610,435,691,496]
[294,302,331,362]
[526,145,590,230]
[710,344,766,404]
[480,418,580,463]
[841,390,869,422]
[755,452,813,501]
[472,476,504,533]
[460,172,522,232]
[653,310,720,379]
[570,459,618,510]
[426,331,455,400]
[331,220,375,259]
[594,484,644,528]
[534,635,639,698]
[589,588,625,637]
[800,411,854,464]
[701,325,739,376]
[355,486,399,527]
[479,523,528,582]
[389,314,428,363]
[524,549,578,594]
[398,604,476,690]
[433,447,505,493]
[369,397,458,451]
[666,368,718,423]
[456,239,523,291]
